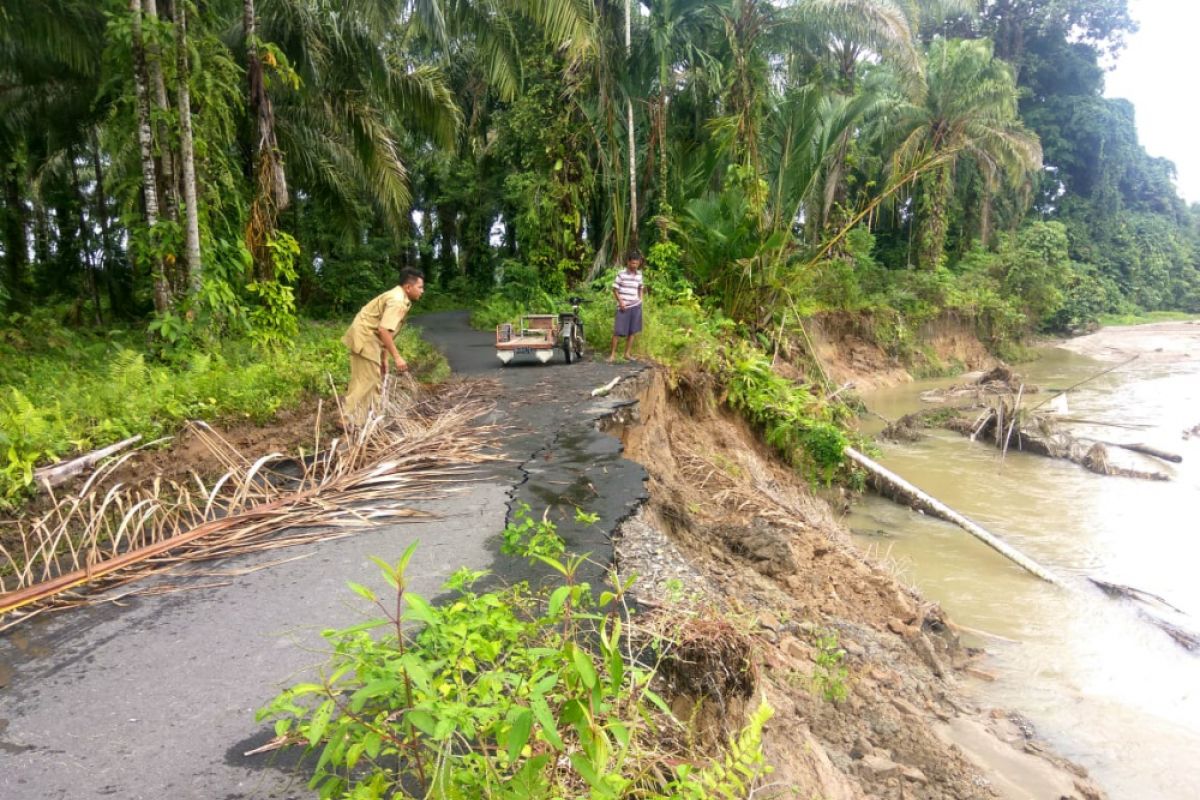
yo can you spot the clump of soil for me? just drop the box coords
[609,369,1105,800]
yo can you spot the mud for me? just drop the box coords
[609,369,1104,799]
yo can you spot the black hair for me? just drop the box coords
[625,249,643,263]
[398,267,425,286]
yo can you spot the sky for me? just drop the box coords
[1104,1,1200,204]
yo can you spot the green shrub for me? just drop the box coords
[259,512,775,799]
[717,340,850,482]
[812,629,849,703]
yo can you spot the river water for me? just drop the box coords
[848,344,1200,800]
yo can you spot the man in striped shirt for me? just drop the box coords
[609,249,646,362]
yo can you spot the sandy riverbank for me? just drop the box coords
[1056,320,1200,363]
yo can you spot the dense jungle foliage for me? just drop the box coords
[2,0,1199,493]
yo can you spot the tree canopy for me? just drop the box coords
[1,0,1196,338]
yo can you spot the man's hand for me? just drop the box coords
[393,353,409,372]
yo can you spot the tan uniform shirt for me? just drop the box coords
[341,287,411,362]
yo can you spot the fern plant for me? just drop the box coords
[655,700,775,800]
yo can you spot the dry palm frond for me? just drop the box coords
[0,389,496,631]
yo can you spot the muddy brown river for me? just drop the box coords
[849,339,1200,800]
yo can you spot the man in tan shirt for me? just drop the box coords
[341,268,425,424]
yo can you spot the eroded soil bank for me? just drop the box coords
[802,312,995,391]
[606,369,1103,800]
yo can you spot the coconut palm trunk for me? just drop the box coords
[244,0,288,280]
[143,0,179,226]
[176,0,202,295]
[916,161,951,270]
[130,0,171,313]
[625,0,638,246]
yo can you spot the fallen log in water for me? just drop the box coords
[1105,442,1182,463]
[1089,578,1186,614]
[844,447,1064,586]
[1090,579,1200,651]
[850,444,1200,652]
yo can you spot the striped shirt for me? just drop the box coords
[613,269,644,308]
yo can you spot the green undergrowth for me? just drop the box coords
[0,312,447,510]
[260,505,774,799]
[713,341,855,484]
[1095,309,1200,327]
[795,222,1103,358]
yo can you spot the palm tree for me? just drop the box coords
[130,0,176,310]
[258,1,460,236]
[0,0,114,311]
[244,0,288,279]
[624,0,637,245]
[176,0,202,294]
[884,37,1041,269]
[773,0,974,235]
[638,0,719,217]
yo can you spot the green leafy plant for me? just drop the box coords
[812,629,849,703]
[260,512,776,799]
[501,502,566,563]
[0,321,446,510]
[247,232,301,352]
[720,340,850,482]
[147,310,194,352]
[664,701,774,800]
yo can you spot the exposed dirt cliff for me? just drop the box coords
[606,370,1103,800]
[796,311,995,391]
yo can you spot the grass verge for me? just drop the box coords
[1096,310,1200,327]
[0,317,448,510]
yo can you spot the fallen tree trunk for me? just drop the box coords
[1102,441,1182,464]
[850,445,1200,650]
[33,435,143,490]
[844,447,1064,586]
[1089,578,1200,651]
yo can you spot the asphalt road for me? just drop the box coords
[0,310,646,799]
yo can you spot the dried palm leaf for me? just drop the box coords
[0,389,496,629]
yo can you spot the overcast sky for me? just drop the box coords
[1104,0,1200,204]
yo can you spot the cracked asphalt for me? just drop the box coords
[0,310,646,799]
